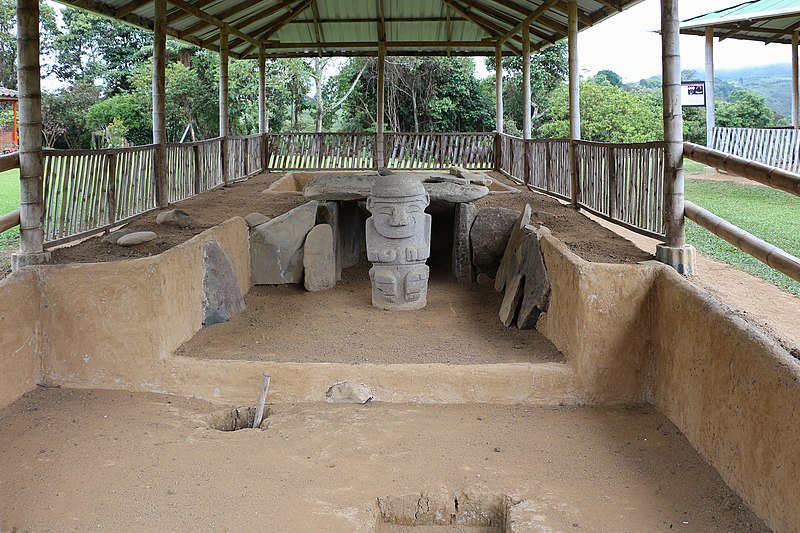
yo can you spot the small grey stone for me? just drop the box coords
[470,208,519,277]
[426,173,469,186]
[533,210,555,218]
[116,231,157,246]
[303,224,336,292]
[476,273,493,285]
[156,209,192,228]
[244,212,271,228]
[378,167,394,176]
[101,228,134,244]
[325,381,374,404]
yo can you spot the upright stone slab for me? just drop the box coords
[495,203,532,292]
[452,202,477,285]
[303,224,336,292]
[202,240,245,326]
[366,175,432,310]
[316,202,342,281]
[515,226,551,330]
[470,207,519,277]
[250,200,318,285]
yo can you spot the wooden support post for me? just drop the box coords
[376,42,386,169]
[568,0,580,208]
[153,0,168,207]
[705,27,716,146]
[495,43,503,134]
[607,145,617,219]
[656,0,694,274]
[219,29,230,186]
[258,43,268,172]
[192,144,201,194]
[522,26,531,140]
[107,153,118,224]
[12,0,50,270]
[793,31,799,129]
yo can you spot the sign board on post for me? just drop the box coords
[681,81,706,107]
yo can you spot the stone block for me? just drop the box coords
[516,226,551,330]
[451,202,476,284]
[316,202,341,281]
[495,203,532,292]
[470,207,519,277]
[202,240,245,326]
[250,200,318,285]
[303,224,336,292]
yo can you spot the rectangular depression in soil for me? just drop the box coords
[177,264,562,365]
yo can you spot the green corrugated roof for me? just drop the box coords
[681,0,800,45]
[53,0,646,59]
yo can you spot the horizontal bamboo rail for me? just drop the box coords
[685,200,800,283]
[0,152,19,173]
[0,208,19,233]
[684,142,800,197]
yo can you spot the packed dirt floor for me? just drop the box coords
[0,388,768,532]
[177,261,562,365]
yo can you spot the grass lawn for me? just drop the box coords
[685,179,800,296]
[683,158,705,176]
[0,168,20,271]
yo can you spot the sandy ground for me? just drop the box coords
[178,261,562,365]
[0,388,767,532]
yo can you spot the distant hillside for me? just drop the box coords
[680,63,792,119]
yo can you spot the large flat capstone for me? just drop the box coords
[250,201,318,285]
[303,173,488,203]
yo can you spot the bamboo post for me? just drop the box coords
[568,0,580,208]
[107,153,117,223]
[705,27,716,146]
[219,29,230,186]
[793,31,799,129]
[656,0,695,274]
[192,144,201,194]
[376,42,386,169]
[153,0,168,208]
[258,43,268,172]
[12,0,50,270]
[607,145,617,219]
[522,26,531,140]
[495,43,503,135]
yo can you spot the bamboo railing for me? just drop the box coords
[712,127,800,174]
[384,132,494,170]
[228,134,261,181]
[265,132,376,170]
[498,134,666,238]
[684,141,800,283]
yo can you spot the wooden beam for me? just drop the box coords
[568,0,580,207]
[14,0,47,264]
[231,0,312,52]
[311,0,324,49]
[167,0,260,47]
[262,40,502,50]
[167,0,215,24]
[458,0,556,45]
[219,29,230,186]
[705,27,716,145]
[184,0,296,42]
[497,0,559,45]
[440,0,523,54]
[660,0,686,249]
[115,0,152,18]
[153,0,168,208]
[246,48,518,59]
[258,43,266,135]
[285,16,470,24]
[377,0,386,42]
[522,24,531,139]
[376,42,386,169]
[495,43,503,134]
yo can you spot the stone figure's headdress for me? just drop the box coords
[367,175,430,209]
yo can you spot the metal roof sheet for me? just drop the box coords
[54,0,646,59]
[680,0,800,45]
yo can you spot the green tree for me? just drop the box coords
[592,69,623,87]
[541,81,663,142]
[41,81,101,148]
[86,93,150,146]
[716,89,782,128]
[0,0,58,89]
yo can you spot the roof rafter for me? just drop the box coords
[440,0,523,54]
[167,0,260,47]
[498,0,560,45]
[237,0,313,55]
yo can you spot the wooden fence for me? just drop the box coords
[265,132,375,170]
[712,127,800,173]
[43,145,157,244]
[228,134,261,181]
[498,133,666,238]
[385,132,494,170]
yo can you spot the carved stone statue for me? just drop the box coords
[366,175,432,310]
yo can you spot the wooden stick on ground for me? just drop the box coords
[252,373,271,429]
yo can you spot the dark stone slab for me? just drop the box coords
[202,240,245,326]
[470,207,519,277]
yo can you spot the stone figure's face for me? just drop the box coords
[370,199,427,239]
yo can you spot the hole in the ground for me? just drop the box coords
[376,492,511,532]
[204,406,269,431]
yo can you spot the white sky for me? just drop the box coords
[475,0,793,81]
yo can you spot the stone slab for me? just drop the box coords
[499,274,524,327]
[202,240,245,326]
[495,203,532,293]
[316,202,342,281]
[117,231,157,246]
[244,212,271,228]
[250,201,318,285]
[303,173,488,203]
[156,209,192,228]
[470,208,519,277]
[516,226,551,330]
[303,224,336,292]
[452,202,477,285]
